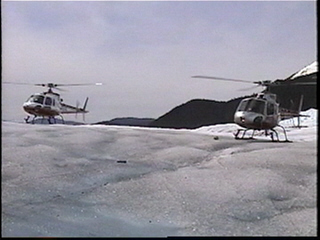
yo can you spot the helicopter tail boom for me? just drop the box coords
[60,97,89,114]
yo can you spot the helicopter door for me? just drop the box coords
[44,97,52,106]
[267,102,275,115]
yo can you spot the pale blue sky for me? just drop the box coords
[2,1,317,123]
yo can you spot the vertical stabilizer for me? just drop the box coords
[298,95,304,113]
[83,97,89,111]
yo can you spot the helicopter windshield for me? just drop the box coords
[237,100,249,111]
[29,95,44,104]
[246,99,265,114]
[238,99,265,114]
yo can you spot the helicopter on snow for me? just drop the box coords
[4,82,102,124]
[192,64,317,142]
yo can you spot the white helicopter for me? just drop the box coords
[4,82,102,124]
[191,75,316,142]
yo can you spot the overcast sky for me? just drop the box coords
[2,0,317,123]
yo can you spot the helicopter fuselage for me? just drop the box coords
[23,91,62,117]
[234,111,279,130]
[3,81,96,124]
[234,93,280,130]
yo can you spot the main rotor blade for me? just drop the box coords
[3,82,34,85]
[32,82,103,90]
[35,83,53,87]
[271,81,317,86]
[54,87,67,91]
[4,82,102,87]
[192,75,254,84]
[55,82,103,87]
[238,85,262,91]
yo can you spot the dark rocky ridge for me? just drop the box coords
[148,97,245,129]
[95,117,155,127]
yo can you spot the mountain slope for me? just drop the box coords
[149,97,245,129]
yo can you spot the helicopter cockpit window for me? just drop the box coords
[31,95,44,104]
[237,100,248,111]
[45,97,52,106]
[26,95,34,102]
[246,99,265,114]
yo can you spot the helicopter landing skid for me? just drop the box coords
[24,115,38,124]
[24,115,65,124]
[234,127,291,142]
